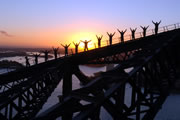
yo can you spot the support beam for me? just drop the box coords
[73,65,90,85]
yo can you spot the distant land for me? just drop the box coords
[0,47,52,52]
[0,51,27,58]
[0,46,75,55]
[0,47,67,58]
[0,60,24,69]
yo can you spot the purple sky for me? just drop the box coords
[0,0,179,47]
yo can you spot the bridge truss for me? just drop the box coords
[0,27,179,120]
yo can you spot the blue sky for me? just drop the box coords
[0,0,179,47]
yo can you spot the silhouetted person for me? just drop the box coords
[81,40,91,51]
[140,26,149,37]
[52,47,59,59]
[130,28,137,40]
[96,35,103,48]
[117,29,127,43]
[73,42,80,54]
[107,32,115,45]
[25,56,30,67]
[61,43,71,56]
[33,53,40,65]
[152,20,161,35]
[42,50,50,62]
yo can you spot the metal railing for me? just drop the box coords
[0,22,180,120]
[34,28,180,120]
[76,23,180,53]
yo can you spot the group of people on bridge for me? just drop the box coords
[25,20,161,67]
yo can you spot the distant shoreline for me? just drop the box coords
[0,47,67,57]
[0,51,53,59]
[0,60,24,69]
[0,51,27,58]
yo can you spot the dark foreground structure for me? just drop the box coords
[0,23,180,120]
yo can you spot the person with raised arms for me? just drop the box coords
[33,53,41,65]
[73,42,80,54]
[81,40,91,51]
[152,20,161,35]
[107,32,115,45]
[42,50,50,62]
[130,28,137,40]
[117,29,127,42]
[52,47,59,59]
[140,26,149,37]
[96,35,103,48]
[61,44,71,56]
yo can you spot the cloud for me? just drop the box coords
[0,30,13,37]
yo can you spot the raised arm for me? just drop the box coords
[88,40,91,43]
[117,29,120,33]
[130,28,132,31]
[107,32,110,36]
[152,20,155,24]
[112,32,115,36]
[101,35,103,39]
[158,20,161,24]
[96,35,98,39]
[61,44,65,47]
[146,25,149,29]
[73,42,76,46]
[140,26,143,29]
[68,43,71,47]
[124,29,127,33]
[54,47,58,51]
[135,28,137,31]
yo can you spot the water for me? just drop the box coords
[154,94,180,120]
[0,68,15,75]
[0,51,53,74]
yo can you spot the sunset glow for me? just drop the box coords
[1,1,180,120]
[69,32,97,50]
[0,0,180,48]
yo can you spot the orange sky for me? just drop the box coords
[1,0,179,49]
[0,20,119,49]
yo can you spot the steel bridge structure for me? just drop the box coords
[0,23,180,120]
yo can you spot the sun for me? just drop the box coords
[69,32,97,51]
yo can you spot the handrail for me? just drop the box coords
[34,30,178,119]
[0,23,179,119]
[0,23,179,82]
[77,23,180,52]
[0,27,179,83]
